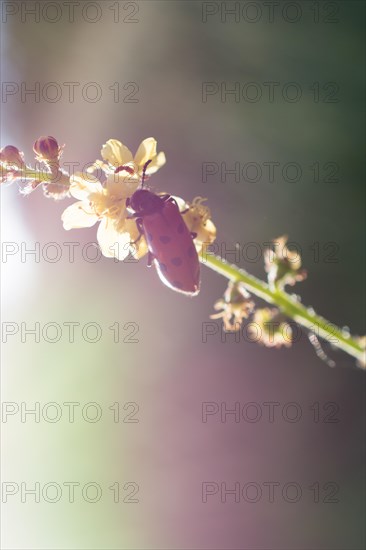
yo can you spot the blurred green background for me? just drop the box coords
[1,1,365,548]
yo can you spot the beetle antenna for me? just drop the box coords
[142,160,152,188]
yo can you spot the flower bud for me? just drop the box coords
[33,136,62,163]
[0,145,24,169]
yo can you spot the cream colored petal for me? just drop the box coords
[124,219,148,259]
[101,139,133,168]
[144,151,166,175]
[200,219,217,241]
[273,235,288,259]
[193,241,203,254]
[106,172,140,199]
[62,201,98,230]
[134,137,157,168]
[195,229,216,252]
[69,172,103,200]
[97,217,132,261]
[132,238,148,259]
[86,159,111,175]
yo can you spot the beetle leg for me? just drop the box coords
[130,233,142,245]
[135,218,144,233]
[129,218,144,246]
[147,251,154,267]
[160,194,171,202]
[163,195,187,212]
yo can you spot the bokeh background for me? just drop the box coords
[1,1,365,548]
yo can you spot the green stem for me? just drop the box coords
[201,252,365,367]
[13,167,365,366]
[15,168,70,185]
[16,168,51,183]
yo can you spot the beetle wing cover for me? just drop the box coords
[142,199,200,295]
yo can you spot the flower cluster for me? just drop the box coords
[1,135,364,366]
[61,137,167,260]
[88,137,166,180]
[62,138,216,260]
[1,136,216,263]
[210,236,308,348]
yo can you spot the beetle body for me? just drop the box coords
[129,189,200,296]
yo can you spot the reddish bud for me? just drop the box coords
[33,136,61,162]
[0,145,24,168]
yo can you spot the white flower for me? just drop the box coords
[62,139,214,266]
[89,137,166,179]
[61,171,147,260]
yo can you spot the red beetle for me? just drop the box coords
[122,161,200,296]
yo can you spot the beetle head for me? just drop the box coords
[129,189,163,215]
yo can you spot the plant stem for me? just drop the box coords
[200,252,365,367]
[13,167,365,366]
[12,168,69,184]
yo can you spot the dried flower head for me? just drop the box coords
[264,235,307,288]
[178,196,216,253]
[249,308,292,348]
[211,281,255,331]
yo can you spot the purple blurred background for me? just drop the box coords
[1,1,365,548]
